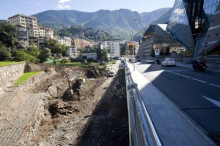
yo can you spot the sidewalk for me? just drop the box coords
[176,62,220,73]
[127,63,215,146]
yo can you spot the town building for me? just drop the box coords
[65,47,79,58]
[101,41,121,58]
[8,14,38,45]
[8,14,54,47]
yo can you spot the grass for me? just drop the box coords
[0,61,18,67]
[14,71,40,86]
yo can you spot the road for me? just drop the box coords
[132,62,220,142]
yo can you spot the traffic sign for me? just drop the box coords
[155,49,160,56]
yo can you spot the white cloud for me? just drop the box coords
[58,0,71,3]
[57,4,70,10]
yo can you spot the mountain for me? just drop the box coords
[152,8,172,24]
[57,26,113,41]
[33,8,170,39]
[141,8,170,25]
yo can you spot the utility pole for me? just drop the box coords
[132,18,138,71]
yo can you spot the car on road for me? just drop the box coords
[108,71,115,77]
[146,58,154,63]
[161,58,176,66]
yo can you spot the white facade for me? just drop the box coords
[101,41,120,58]
[58,38,64,45]
[66,47,78,58]
[64,37,72,47]
[108,41,120,58]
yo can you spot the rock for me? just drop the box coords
[47,84,58,97]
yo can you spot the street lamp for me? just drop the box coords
[132,18,138,71]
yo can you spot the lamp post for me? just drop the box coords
[132,18,138,71]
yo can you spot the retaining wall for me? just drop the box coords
[0,62,26,93]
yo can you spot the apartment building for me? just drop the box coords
[8,14,38,39]
[8,14,54,47]
[101,41,120,58]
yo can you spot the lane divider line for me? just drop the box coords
[166,71,220,88]
[202,95,220,108]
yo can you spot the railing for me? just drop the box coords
[123,62,162,146]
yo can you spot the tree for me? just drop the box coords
[46,38,65,55]
[103,48,109,63]
[38,48,52,63]
[0,22,18,49]
[14,50,36,63]
[28,45,40,57]
[150,48,155,57]
[0,44,11,61]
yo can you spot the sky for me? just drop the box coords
[0,0,175,19]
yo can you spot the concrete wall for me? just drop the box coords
[0,62,26,93]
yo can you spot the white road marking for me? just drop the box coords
[191,78,207,84]
[209,84,220,88]
[166,71,220,88]
[180,75,191,79]
[203,95,220,108]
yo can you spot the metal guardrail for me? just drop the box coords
[123,62,162,146]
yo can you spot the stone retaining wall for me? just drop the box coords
[0,62,26,93]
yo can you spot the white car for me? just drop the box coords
[162,58,176,66]
[108,70,115,77]
[146,58,154,63]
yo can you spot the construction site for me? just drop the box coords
[0,62,129,146]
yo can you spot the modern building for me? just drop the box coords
[167,0,220,57]
[138,0,220,61]
[137,24,183,59]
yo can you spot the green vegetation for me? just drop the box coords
[56,26,113,41]
[0,22,18,49]
[46,38,65,55]
[0,61,18,67]
[38,48,52,63]
[57,62,86,67]
[34,9,170,40]
[0,44,11,61]
[14,72,40,86]
[14,50,37,63]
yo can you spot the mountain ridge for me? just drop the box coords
[33,8,170,39]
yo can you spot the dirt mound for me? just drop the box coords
[24,63,55,72]
[86,66,102,78]
[48,100,80,118]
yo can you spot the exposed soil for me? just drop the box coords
[77,69,129,146]
[0,62,129,146]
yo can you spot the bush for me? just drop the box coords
[60,58,71,64]
[0,45,11,61]
[83,59,88,65]
[14,50,36,63]
[53,59,60,65]
[38,48,52,63]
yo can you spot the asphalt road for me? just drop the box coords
[133,62,220,141]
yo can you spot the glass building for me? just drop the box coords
[137,24,182,59]
[167,0,220,57]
